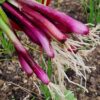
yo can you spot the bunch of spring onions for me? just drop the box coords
[0,0,89,86]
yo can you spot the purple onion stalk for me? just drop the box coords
[0,17,50,85]
[20,5,67,42]
[18,0,89,35]
[2,2,54,58]
[17,52,33,76]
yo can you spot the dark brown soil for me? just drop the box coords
[80,46,100,100]
[66,46,100,100]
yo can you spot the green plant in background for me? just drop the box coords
[47,58,52,78]
[82,0,100,24]
[36,0,42,3]
[40,84,51,100]
[88,0,100,24]
[0,6,15,55]
[41,55,52,78]
[54,90,77,100]
[0,31,15,55]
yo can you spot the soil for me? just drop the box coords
[66,46,100,100]
[0,0,100,100]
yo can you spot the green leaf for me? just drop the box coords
[0,30,2,36]
[1,32,14,55]
[65,90,77,100]
[0,7,10,26]
[40,55,46,70]
[47,58,52,78]
[53,90,77,100]
[36,0,42,3]
[40,84,51,100]
[0,0,5,4]
[88,0,94,23]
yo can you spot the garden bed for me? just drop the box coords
[0,0,100,100]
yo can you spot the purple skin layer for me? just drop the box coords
[2,2,54,58]
[18,54,33,76]
[23,27,40,45]
[23,13,52,41]
[19,0,89,35]
[7,27,50,85]
[24,27,54,58]
[52,21,70,33]
[15,45,50,85]
[20,5,67,42]
[1,2,50,85]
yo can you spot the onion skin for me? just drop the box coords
[18,54,33,76]
[0,17,50,85]
[20,5,67,42]
[18,0,89,35]
[15,42,50,85]
[17,50,50,85]
[9,19,21,30]
[16,47,50,85]
[2,2,40,44]
[2,2,54,58]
